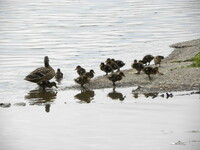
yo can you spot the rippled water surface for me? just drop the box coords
[0,0,200,149]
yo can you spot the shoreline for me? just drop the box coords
[65,39,200,93]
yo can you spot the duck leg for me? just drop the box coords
[135,70,140,74]
[148,74,152,80]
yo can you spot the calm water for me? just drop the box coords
[0,0,200,149]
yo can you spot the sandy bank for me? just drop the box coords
[66,39,200,92]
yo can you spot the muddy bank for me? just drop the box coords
[65,39,200,93]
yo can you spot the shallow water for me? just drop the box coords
[0,0,200,149]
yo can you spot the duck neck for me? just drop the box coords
[45,61,49,67]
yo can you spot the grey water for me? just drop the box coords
[0,0,200,149]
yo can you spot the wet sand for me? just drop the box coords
[69,39,200,93]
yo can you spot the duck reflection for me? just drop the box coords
[107,87,126,101]
[132,92,174,99]
[133,93,139,99]
[74,89,95,103]
[25,88,57,112]
[143,93,159,99]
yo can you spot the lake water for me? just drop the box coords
[0,0,200,149]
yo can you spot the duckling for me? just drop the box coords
[24,56,55,84]
[55,68,63,79]
[37,81,57,90]
[131,59,145,74]
[140,54,154,66]
[75,65,86,76]
[111,59,125,70]
[74,75,90,87]
[106,58,119,71]
[107,71,125,86]
[100,62,113,75]
[143,66,159,80]
[84,69,95,79]
[154,55,164,67]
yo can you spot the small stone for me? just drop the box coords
[14,102,26,106]
[0,103,11,108]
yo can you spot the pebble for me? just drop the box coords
[0,103,11,108]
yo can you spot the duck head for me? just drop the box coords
[75,65,81,70]
[57,68,61,72]
[119,72,125,77]
[90,69,95,74]
[50,82,57,88]
[106,58,111,63]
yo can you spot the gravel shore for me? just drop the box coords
[68,39,200,92]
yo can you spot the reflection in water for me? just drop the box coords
[25,89,57,112]
[45,104,51,113]
[56,78,63,84]
[107,88,126,101]
[132,92,174,99]
[74,90,95,103]
[133,93,139,99]
[143,93,159,99]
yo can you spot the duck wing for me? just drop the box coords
[25,67,54,83]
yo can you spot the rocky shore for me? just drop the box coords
[67,39,200,93]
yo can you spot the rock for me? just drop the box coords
[14,102,26,106]
[0,103,11,108]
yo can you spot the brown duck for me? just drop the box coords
[111,59,125,70]
[143,66,159,80]
[140,54,154,66]
[38,81,57,90]
[74,75,90,87]
[131,59,145,74]
[154,55,164,67]
[100,62,113,75]
[24,56,55,84]
[107,72,125,86]
[55,68,63,79]
[106,58,119,71]
[75,65,86,76]
[84,69,95,79]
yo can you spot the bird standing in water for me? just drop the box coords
[55,68,63,80]
[24,56,55,89]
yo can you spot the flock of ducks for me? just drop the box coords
[24,55,164,89]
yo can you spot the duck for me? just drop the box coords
[131,59,145,74]
[84,69,95,79]
[106,58,119,71]
[24,56,55,85]
[154,55,164,67]
[107,71,125,86]
[100,62,113,75]
[55,68,63,79]
[37,81,57,90]
[74,75,90,87]
[111,59,125,70]
[75,65,86,76]
[140,54,154,66]
[143,66,159,80]
[107,87,126,101]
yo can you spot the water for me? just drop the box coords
[0,0,200,149]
